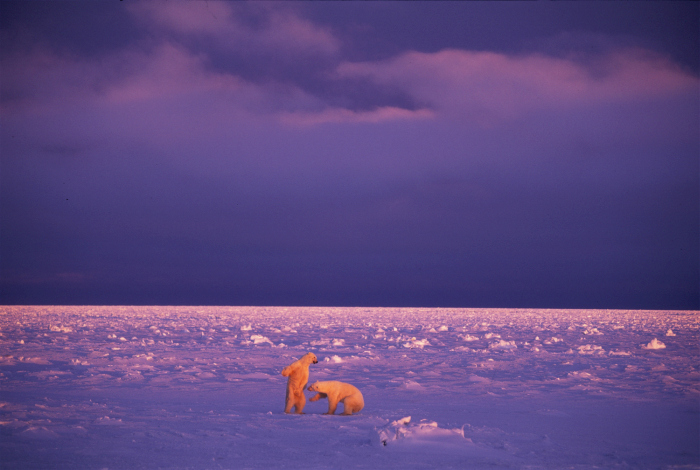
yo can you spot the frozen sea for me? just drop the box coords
[1,306,698,469]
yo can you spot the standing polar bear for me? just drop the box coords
[307,380,364,415]
[281,352,318,414]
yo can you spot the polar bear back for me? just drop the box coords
[311,380,363,402]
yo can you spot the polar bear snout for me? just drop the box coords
[312,359,318,364]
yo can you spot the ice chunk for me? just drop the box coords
[665,329,676,337]
[568,371,594,379]
[641,338,666,350]
[249,334,273,345]
[21,357,50,365]
[399,380,424,390]
[543,337,563,344]
[488,340,517,350]
[324,355,343,363]
[459,334,479,342]
[608,350,631,356]
[577,344,605,355]
[49,325,72,333]
[94,416,123,425]
[402,338,430,349]
[376,417,468,447]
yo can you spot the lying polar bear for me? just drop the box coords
[307,380,364,415]
[281,352,318,414]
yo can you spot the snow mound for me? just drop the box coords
[94,416,123,425]
[20,426,59,439]
[402,338,430,349]
[240,324,252,331]
[608,350,631,356]
[324,355,343,363]
[398,380,425,390]
[21,357,51,365]
[49,325,72,333]
[543,337,563,344]
[459,334,479,342]
[249,334,273,345]
[488,340,516,350]
[665,329,676,337]
[577,344,605,355]
[642,338,666,350]
[376,417,469,447]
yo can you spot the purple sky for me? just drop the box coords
[1,1,698,309]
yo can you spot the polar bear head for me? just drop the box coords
[302,352,318,364]
[307,381,321,392]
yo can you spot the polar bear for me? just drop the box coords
[281,352,318,414]
[307,380,364,415]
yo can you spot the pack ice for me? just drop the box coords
[0,306,698,469]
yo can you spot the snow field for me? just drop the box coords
[0,306,698,469]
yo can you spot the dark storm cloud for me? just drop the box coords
[0,1,144,58]
[1,1,697,308]
[301,1,699,73]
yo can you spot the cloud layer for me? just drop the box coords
[1,2,697,308]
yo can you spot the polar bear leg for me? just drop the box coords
[294,391,306,414]
[309,392,327,402]
[284,389,294,413]
[325,397,338,415]
[285,389,305,414]
[341,395,363,415]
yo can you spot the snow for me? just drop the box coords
[642,338,667,350]
[488,339,517,350]
[377,416,468,447]
[0,306,698,469]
